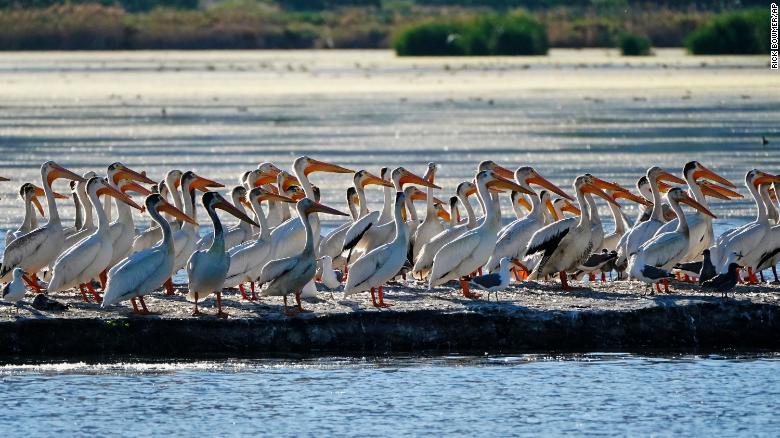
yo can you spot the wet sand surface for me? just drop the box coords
[3,279,778,322]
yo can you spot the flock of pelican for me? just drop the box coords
[0,158,775,316]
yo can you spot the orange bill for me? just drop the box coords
[308,200,349,216]
[526,171,573,200]
[679,193,717,218]
[656,169,687,185]
[486,174,534,195]
[31,195,45,216]
[113,164,156,185]
[96,182,143,211]
[692,163,736,188]
[362,171,394,188]
[158,201,198,225]
[47,163,85,186]
[304,158,353,176]
[399,168,441,189]
[612,189,651,206]
[213,196,260,227]
[120,181,153,196]
[189,174,225,192]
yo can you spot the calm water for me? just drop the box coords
[0,354,778,436]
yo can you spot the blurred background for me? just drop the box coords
[0,0,772,55]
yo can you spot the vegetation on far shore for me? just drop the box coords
[0,1,771,55]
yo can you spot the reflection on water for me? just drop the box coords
[0,354,778,436]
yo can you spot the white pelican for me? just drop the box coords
[343,167,438,262]
[428,170,532,297]
[102,194,196,314]
[552,198,581,220]
[316,255,343,290]
[652,161,739,264]
[711,170,780,280]
[63,172,99,250]
[48,177,143,302]
[2,268,26,310]
[170,171,224,286]
[628,187,716,292]
[131,170,183,252]
[0,162,84,287]
[196,186,256,252]
[258,198,348,315]
[319,170,392,270]
[602,188,649,252]
[63,181,82,238]
[485,166,572,272]
[412,181,480,278]
[104,163,156,281]
[524,174,622,289]
[186,191,259,317]
[317,186,360,271]
[267,157,353,262]
[255,162,284,228]
[344,191,409,307]
[223,187,295,299]
[617,167,686,267]
[6,183,46,247]
[412,163,447,261]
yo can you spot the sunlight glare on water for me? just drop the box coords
[0,354,778,436]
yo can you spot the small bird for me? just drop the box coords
[762,135,769,145]
[673,249,716,284]
[316,255,343,290]
[702,262,740,298]
[574,250,618,281]
[469,257,516,301]
[2,268,27,312]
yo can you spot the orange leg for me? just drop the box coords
[560,271,570,290]
[601,272,607,282]
[748,267,759,284]
[130,298,139,313]
[22,275,44,293]
[192,294,204,316]
[655,282,662,293]
[250,281,257,301]
[588,273,596,282]
[676,272,682,281]
[460,277,480,299]
[78,284,90,302]
[663,279,670,293]
[238,283,250,301]
[370,287,380,307]
[138,296,150,314]
[512,268,522,282]
[283,296,298,316]
[478,267,483,276]
[86,282,102,303]
[99,269,108,290]
[215,291,228,318]
[377,286,393,308]
[295,291,311,313]
[164,278,175,295]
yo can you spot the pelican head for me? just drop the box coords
[575,174,620,206]
[747,169,780,187]
[355,170,393,188]
[145,193,197,225]
[202,191,259,227]
[88,176,143,211]
[296,197,349,218]
[392,167,440,189]
[477,160,514,179]
[42,161,85,186]
[108,162,155,185]
[294,156,353,177]
[684,161,735,188]
[666,187,717,218]
[515,166,573,200]
[647,166,686,186]
[20,183,45,216]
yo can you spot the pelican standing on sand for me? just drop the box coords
[428,170,532,298]
[47,177,144,302]
[186,191,259,317]
[344,191,408,307]
[102,194,196,314]
[1,162,84,287]
[524,174,622,289]
[258,198,348,315]
[628,187,717,292]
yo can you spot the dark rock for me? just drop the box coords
[0,300,778,359]
[31,294,69,312]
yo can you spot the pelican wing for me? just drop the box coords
[49,236,103,290]
[257,256,298,285]
[430,230,482,285]
[342,211,380,251]
[525,217,575,257]
[1,227,49,275]
[637,232,687,268]
[103,247,168,305]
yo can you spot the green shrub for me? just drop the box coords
[393,20,467,56]
[686,9,770,55]
[619,33,651,56]
[394,12,547,56]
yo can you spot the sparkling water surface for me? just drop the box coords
[1,354,778,437]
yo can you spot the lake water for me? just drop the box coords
[1,354,778,436]
[0,49,778,435]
